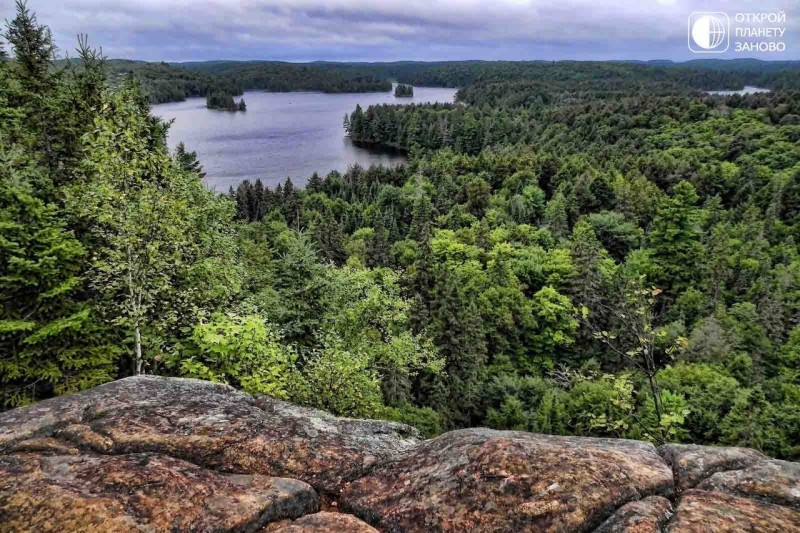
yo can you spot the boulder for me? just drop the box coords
[696,459,800,510]
[3,376,800,533]
[659,443,766,491]
[0,376,419,495]
[0,452,318,532]
[265,511,379,532]
[594,496,674,533]
[667,489,800,532]
[340,428,674,532]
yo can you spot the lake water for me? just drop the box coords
[706,86,771,96]
[153,87,457,191]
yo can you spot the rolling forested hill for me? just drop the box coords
[91,58,800,103]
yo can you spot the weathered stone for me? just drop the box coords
[0,452,318,532]
[264,511,379,532]
[667,489,800,532]
[0,376,419,494]
[659,443,765,491]
[4,377,800,533]
[696,459,800,510]
[340,428,674,532]
[594,496,673,533]
[6,437,79,456]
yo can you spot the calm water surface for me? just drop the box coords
[153,87,457,190]
[706,86,771,96]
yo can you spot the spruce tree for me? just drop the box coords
[175,142,206,179]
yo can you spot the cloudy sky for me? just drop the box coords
[5,0,797,62]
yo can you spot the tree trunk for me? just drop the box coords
[134,324,143,375]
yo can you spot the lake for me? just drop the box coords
[153,87,457,191]
[706,86,771,96]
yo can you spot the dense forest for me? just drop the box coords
[238,68,800,455]
[87,60,393,104]
[2,2,800,460]
[101,60,243,104]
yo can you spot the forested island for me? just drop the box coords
[3,1,800,464]
[206,91,246,111]
[394,83,414,97]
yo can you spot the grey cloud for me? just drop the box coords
[5,0,798,61]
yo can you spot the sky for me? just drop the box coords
[5,0,797,62]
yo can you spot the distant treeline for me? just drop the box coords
[384,60,800,92]
[95,59,800,105]
[101,60,243,104]
[345,77,800,155]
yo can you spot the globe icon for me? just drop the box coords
[691,15,726,50]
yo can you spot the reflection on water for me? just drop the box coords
[153,87,456,190]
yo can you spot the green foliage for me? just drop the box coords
[179,314,294,398]
[70,79,242,374]
[0,177,115,406]
[529,286,578,369]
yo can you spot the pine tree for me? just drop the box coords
[282,178,301,229]
[0,176,115,406]
[569,219,609,356]
[5,1,54,96]
[307,172,323,194]
[544,190,570,239]
[428,268,487,426]
[252,179,265,221]
[649,181,704,297]
[313,214,347,265]
[175,142,206,179]
[366,218,390,268]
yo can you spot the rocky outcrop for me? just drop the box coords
[339,429,673,531]
[594,496,674,532]
[1,376,798,532]
[0,452,317,532]
[0,375,418,496]
[659,443,766,491]
[667,490,800,532]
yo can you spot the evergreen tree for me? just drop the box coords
[569,219,610,357]
[366,218,390,268]
[282,178,301,228]
[306,172,323,194]
[429,268,487,425]
[175,142,206,179]
[0,175,116,406]
[649,181,704,297]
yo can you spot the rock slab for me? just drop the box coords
[0,375,419,495]
[2,376,800,532]
[340,428,674,532]
[0,452,317,532]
